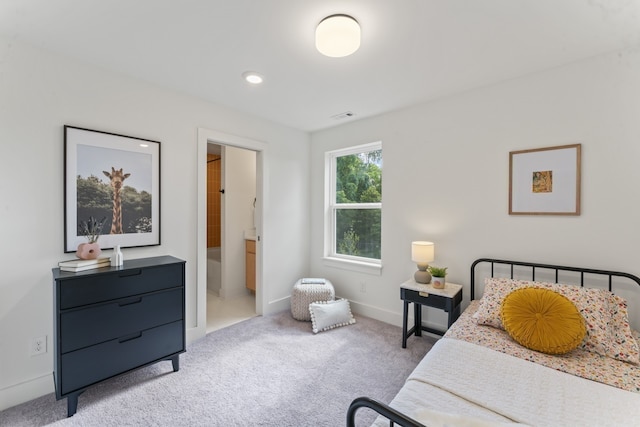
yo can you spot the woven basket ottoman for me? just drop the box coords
[290,278,335,321]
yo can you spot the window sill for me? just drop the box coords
[322,257,382,276]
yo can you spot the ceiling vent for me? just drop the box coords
[331,111,355,120]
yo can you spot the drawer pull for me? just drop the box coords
[118,269,142,278]
[118,297,143,307]
[118,332,143,343]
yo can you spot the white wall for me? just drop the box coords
[310,46,640,332]
[0,37,310,410]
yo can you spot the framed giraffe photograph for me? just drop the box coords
[508,143,581,216]
[64,125,161,252]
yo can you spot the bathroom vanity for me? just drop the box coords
[245,238,256,292]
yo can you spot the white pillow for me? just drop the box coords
[309,299,356,333]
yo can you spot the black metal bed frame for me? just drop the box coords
[470,257,640,300]
[346,397,425,427]
[346,257,640,427]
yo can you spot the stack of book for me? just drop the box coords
[58,257,110,272]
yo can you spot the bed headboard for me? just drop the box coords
[470,258,640,300]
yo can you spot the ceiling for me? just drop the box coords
[1,0,640,132]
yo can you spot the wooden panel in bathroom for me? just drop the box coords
[245,239,256,292]
[207,154,221,248]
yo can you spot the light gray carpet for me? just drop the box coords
[1,311,436,426]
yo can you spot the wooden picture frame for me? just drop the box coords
[509,144,581,215]
[64,125,161,252]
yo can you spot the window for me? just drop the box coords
[325,142,382,270]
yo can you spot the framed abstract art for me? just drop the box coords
[509,144,581,215]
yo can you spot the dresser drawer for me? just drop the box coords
[59,320,184,395]
[60,288,183,353]
[59,263,184,309]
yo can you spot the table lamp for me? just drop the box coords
[411,241,434,284]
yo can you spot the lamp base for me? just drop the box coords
[414,270,432,284]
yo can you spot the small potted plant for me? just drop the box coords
[429,266,448,289]
[76,216,107,260]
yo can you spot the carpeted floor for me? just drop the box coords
[1,311,436,426]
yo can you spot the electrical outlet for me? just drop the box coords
[30,336,47,356]
[360,281,367,293]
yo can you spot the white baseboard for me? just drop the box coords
[267,292,446,334]
[348,299,403,327]
[348,299,446,337]
[187,325,206,344]
[222,286,251,300]
[0,372,53,411]
[264,295,290,314]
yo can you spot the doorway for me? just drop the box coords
[194,128,266,342]
[205,143,257,333]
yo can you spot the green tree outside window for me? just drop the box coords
[334,148,382,260]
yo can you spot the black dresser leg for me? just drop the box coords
[171,355,180,372]
[67,392,79,417]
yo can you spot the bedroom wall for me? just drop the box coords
[310,46,640,332]
[0,37,310,410]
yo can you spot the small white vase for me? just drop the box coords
[111,245,124,267]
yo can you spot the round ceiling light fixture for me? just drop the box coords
[315,14,360,58]
[242,71,264,84]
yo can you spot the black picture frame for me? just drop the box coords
[64,125,161,252]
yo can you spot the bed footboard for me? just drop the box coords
[346,396,425,427]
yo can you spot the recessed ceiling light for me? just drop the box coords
[242,71,264,85]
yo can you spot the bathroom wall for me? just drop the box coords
[207,154,221,247]
[222,146,257,299]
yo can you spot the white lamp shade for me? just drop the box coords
[411,241,435,263]
[315,15,361,57]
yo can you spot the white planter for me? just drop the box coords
[432,276,446,289]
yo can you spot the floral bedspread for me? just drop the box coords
[444,301,640,393]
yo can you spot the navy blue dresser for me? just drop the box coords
[52,255,186,416]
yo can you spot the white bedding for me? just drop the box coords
[374,338,640,427]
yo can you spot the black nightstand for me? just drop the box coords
[400,279,463,348]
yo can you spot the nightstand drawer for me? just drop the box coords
[401,288,449,310]
[59,263,184,309]
[59,320,184,395]
[60,288,183,353]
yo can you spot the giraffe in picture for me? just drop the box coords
[103,167,131,234]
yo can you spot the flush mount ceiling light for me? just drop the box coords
[242,71,264,84]
[315,14,360,57]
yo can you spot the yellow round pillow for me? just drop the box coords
[500,287,586,355]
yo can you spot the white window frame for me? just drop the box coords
[323,141,382,275]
